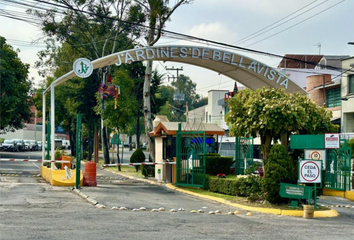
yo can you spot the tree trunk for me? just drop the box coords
[144,60,154,161]
[69,117,76,157]
[280,129,288,149]
[87,124,93,161]
[136,117,140,148]
[261,132,272,164]
[102,126,110,164]
[94,123,99,163]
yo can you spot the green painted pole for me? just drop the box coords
[121,138,124,164]
[46,115,50,160]
[75,114,82,189]
[314,183,317,210]
[235,136,240,175]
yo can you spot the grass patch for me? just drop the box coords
[91,158,145,178]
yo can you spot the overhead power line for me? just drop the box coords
[1,0,350,73]
[234,0,324,45]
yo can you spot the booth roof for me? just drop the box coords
[150,122,225,137]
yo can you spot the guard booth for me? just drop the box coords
[290,134,353,201]
[149,117,224,185]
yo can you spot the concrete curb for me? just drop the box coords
[98,167,339,218]
[165,183,339,218]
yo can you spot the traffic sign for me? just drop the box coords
[299,160,322,183]
[304,150,326,170]
[325,133,340,149]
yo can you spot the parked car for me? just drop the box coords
[1,139,19,152]
[12,139,25,151]
[37,141,42,151]
[230,159,264,177]
[24,140,31,151]
[29,140,39,151]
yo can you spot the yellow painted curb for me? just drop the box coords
[165,183,339,218]
[40,166,83,187]
[323,189,354,201]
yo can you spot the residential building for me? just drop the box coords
[341,57,354,134]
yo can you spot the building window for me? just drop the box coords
[349,74,354,94]
[326,88,341,108]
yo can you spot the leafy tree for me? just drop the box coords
[138,0,193,161]
[263,144,296,204]
[226,87,338,161]
[157,75,201,121]
[0,36,32,132]
[94,67,140,164]
[31,0,146,162]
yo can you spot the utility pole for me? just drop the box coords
[165,66,184,121]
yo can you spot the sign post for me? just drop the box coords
[298,160,322,209]
[75,114,82,189]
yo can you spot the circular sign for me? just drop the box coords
[310,151,321,160]
[300,161,321,183]
[73,58,93,78]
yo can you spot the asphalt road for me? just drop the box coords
[0,150,42,175]
[1,150,354,239]
[1,173,354,240]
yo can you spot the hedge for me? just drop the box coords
[205,153,233,175]
[205,175,263,198]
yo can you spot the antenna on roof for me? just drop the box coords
[314,43,321,54]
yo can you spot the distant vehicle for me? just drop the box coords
[230,159,264,177]
[62,140,70,150]
[23,140,31,151]
[1,139,19,152]
[55,139,63,149]
[44,139,63,150]
[37,141,42,151]
[29,140,39,151]
[13,139,25,151]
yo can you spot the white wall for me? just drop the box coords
[207,90,228,126]
[341,58,354,133]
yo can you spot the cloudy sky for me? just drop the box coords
[1,0,353,97]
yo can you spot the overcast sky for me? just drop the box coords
[1,0,353,97]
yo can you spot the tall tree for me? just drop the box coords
[225,87,338,161]
[136,0,192,161]
[0,36,32,132]
[31,0,146,163]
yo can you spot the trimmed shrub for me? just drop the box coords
[130,148,145,172]
[207,175,263,200]
[205,154,233,175]
[141,165,155,177]
[262,144,296,204]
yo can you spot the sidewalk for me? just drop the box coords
[74,162,353,218]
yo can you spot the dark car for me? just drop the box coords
[1,140,19,152]
[13,139,25,152]
[29,140,39,151]
[230,159,264,177]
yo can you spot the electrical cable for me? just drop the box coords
[234,0,324,45]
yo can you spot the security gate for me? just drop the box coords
[176,125,206,188]
[325,142,352,191]
[234,137,254,175]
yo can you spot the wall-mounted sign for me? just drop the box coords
[73,58,93,78]
[299,160,322,183]
[304,149,326,170]
[325,133,340,149]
